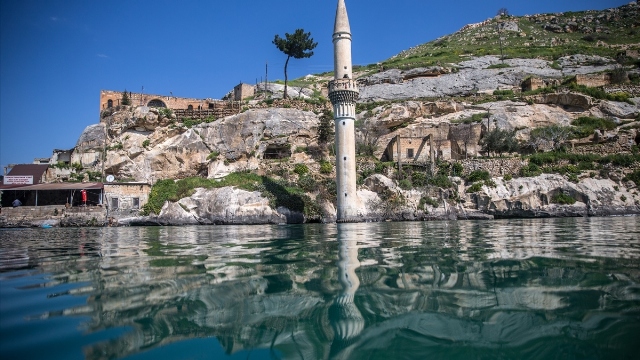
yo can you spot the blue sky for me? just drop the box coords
[0,0,631,171]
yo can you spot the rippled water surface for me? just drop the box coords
[1,217,639,359]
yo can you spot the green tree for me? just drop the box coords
[317,110,334,145]
[121,90,131,106]
[272,29,317,99]
[481,128,519,156]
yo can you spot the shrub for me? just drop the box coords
[428,174,453,188]
[570,116,617,139]
[623,170,640,185]
[293,163,309,176]
[452,162,464,176]
[504,174,513,181]
[551,193,576,205]
[466,182,483,193]
[520,163,542,177]
[398,179,413,190]
[319,161,333,174]
[493,89,514,96]
[298,175,317,192]
[466,170,491,183]
[620,195,627,202]
[411,172,427,187]
[207,151,220,160]
[142,139,150,148]
[158,108,173,118]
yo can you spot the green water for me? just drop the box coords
[1,217,639,359]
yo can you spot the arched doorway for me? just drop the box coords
[147,99,167,108]
[107,99,113,108]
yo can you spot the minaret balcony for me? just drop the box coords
[328,79,359,105]
[328,79,359,94]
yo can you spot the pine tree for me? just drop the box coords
[273,29,317,99]
[318,110,334,144]
[121,90,131,106]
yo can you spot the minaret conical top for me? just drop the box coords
[334,0,351,35]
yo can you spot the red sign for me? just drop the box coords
[4,176,34,185]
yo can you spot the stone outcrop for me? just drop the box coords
[473,174,639,218]
[95,107,319,183]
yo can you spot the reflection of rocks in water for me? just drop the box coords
[4,220,637,359]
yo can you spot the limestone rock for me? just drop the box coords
[472,174,639,218]
[177,187,286,225]
[532,93,592,110]
[76,124,106,150]
[359,56,562,101]
[599,100,639,119]
[198,108,319,161]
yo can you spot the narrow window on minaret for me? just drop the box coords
[345,193,348,197]
[342,121,345,126]
[344,157,347,161]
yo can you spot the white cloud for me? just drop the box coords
[97,54,109,58]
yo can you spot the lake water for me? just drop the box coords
[1,217,639,360]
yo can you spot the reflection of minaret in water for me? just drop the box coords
[329,0,361,222]
[329,224,364,349]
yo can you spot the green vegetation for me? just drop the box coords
[142,173,322,218]
[481,128,519,156]
[487,63,511,69]
[451,112,488,124]
[293,163,309,176]
[158,108,173,118]
[121,90,131,106]
[623,170,640,185]
[466,182,483,193]
[206,151,220,160]
[375,5,639,73]
[466,170,491,183]
[568,84,632,103]
[106,143,124,151]
[551,193,576,205]
[142,139,150,148]
[570,116,617,139]
[319,160,333,174]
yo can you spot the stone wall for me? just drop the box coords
[104,183,151,211]
[575,73,611,87]
[459,157,527,177]
[0,205,106,227]
[100,90,236,112]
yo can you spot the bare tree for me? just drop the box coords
[356,120,388,157]
[497,8,509,16]
[525,125,571,152]
[450,124,476,159]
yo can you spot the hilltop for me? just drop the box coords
[2,2,640,227]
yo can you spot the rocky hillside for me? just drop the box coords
[59,2,640,225]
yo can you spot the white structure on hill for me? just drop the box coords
[329,0,362,222]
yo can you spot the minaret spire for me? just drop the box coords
[329,0,361,222]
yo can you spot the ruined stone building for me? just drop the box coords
[100,90,235,111]
[381,123,483,163]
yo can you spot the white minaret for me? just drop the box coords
[329,0,360,222]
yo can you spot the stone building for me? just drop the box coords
[521,77,561,92]
[104,182,151,211]
[233,83,255,101]
[382,123,483,162]
[100,90,230,111]
[575,73,611,87]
